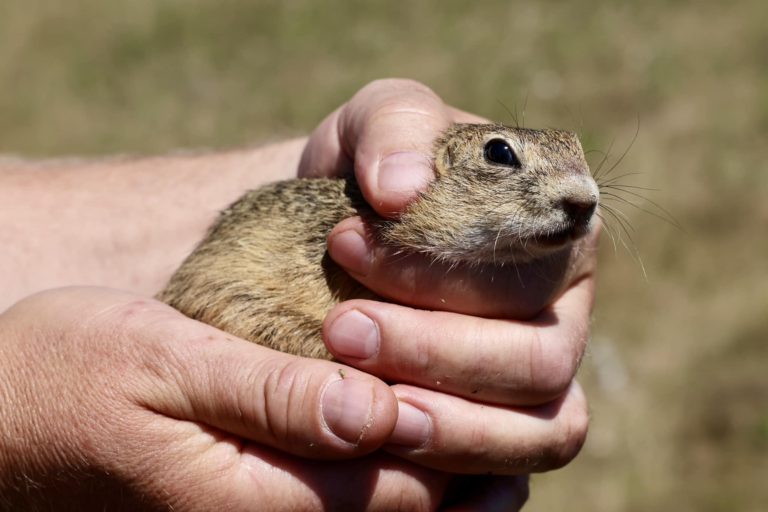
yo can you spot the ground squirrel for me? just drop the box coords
[158,124,599,359]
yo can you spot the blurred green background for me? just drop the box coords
[2,1,766,510]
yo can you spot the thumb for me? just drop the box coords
[129,300,399,459]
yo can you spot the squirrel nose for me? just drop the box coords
[560,194,598,225]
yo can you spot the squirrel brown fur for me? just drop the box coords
[157,123,599,359]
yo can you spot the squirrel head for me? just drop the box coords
[382,124,599,264]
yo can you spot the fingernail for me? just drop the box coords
[378,152,432,195]
[328,228,373,276]
[389,401,431,447]
[327,309,380,359]
[321,379,374,445]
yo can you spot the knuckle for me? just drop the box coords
[556,401,590,468]
[528,331,580,398]
[472,320,513,371]
[258,358,316,443]
[363,77,437,98]
[366,472,436,512]
[360,81,445,124]
[466,422,489,451]
[541,392,590,471]
[91,296,175,335]
[412,328,438,373]
[368,94,444,124]
[95,299,184,359]
[392,310,446,376]
[85,296,202,387]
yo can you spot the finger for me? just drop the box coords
[235,448,451,511]
[384,382,589,475]
[342,79,448,215]
[300,78,490,216]
[327,216,599,319]
[323,274,593,406]
[85,294,399,459]
[298,106,353,178]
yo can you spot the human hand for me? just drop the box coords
[300,79,596,475]
[0,287,478,510]
[0,79,592,511]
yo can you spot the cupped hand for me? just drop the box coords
[301,78,597,475]
[0,288,454,510]
[323,271,594,475]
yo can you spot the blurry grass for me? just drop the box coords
[2,1,767,510]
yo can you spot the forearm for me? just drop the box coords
[0,138,306,310]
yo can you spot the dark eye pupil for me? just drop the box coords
[484,139,520,167]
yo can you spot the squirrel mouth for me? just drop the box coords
[478,223,590,265]
[534,229,572,247]
[530,222,592,248]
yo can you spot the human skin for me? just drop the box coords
[0,79,595,510]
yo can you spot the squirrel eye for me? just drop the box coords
[484,139,520,167]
